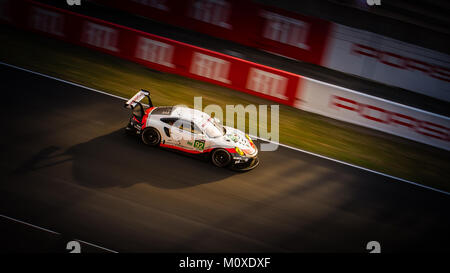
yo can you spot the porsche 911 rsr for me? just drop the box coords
[123,90,259,171]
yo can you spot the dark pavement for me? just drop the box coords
[0,65,449,253]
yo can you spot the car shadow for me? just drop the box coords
[11,129,237,189]
[63,129,236,189]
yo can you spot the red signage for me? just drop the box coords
[3,0,301,107]
[91,0,332,65]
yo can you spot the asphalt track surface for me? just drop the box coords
[0,65,449,253]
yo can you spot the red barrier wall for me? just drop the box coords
[90,0,450,102]
[1,0,302,107]
[91,0,332,65]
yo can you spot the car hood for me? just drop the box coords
[221,126,257,155]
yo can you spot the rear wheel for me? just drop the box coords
[141,127,161,146]
[211,149,231,168]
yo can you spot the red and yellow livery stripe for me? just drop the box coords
[141,107,155,129]
[160,143,235,154]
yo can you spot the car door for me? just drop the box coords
[160,118,206,152]
[191,122,207,153]
[170,119,196,150]
[159,117,178,144]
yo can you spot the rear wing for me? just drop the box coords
[124,89,153,109]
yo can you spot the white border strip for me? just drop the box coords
[1,61,448,196]
[0,214,119,253]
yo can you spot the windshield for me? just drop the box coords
[204,118,226,138]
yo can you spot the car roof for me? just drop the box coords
[169,106,211,124]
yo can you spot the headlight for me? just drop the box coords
[246,134,255,148]
[235,147,244,156]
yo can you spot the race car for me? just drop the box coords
[123,90,259,171]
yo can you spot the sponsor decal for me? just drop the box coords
[260,10,310,50]
[188,0,232,29]
[193,139,205,151]
[351,43,450,82]
[81,21,119,52]
[135,37,174,68]
[246,68,288,100]
[227,133,239,142]
[190,52,231,84]
[30,7,65,37]
[330,95,449,141]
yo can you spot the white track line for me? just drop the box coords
[1,61,449,196]
[75,239,119,253]
[0,214,60,235]
[0,214,118,253]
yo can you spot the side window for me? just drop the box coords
[160,117,178,126]
[192,122,203,135]
[180,119,193,133]
[161,118,198,134]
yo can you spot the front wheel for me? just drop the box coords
[141,127,161,146]
[211,149,232,168]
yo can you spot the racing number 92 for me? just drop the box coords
[193,140,205,151]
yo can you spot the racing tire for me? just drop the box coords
[211,149,232,168]
[141,127,161,146]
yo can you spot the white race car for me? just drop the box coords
[124,90,259,170]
